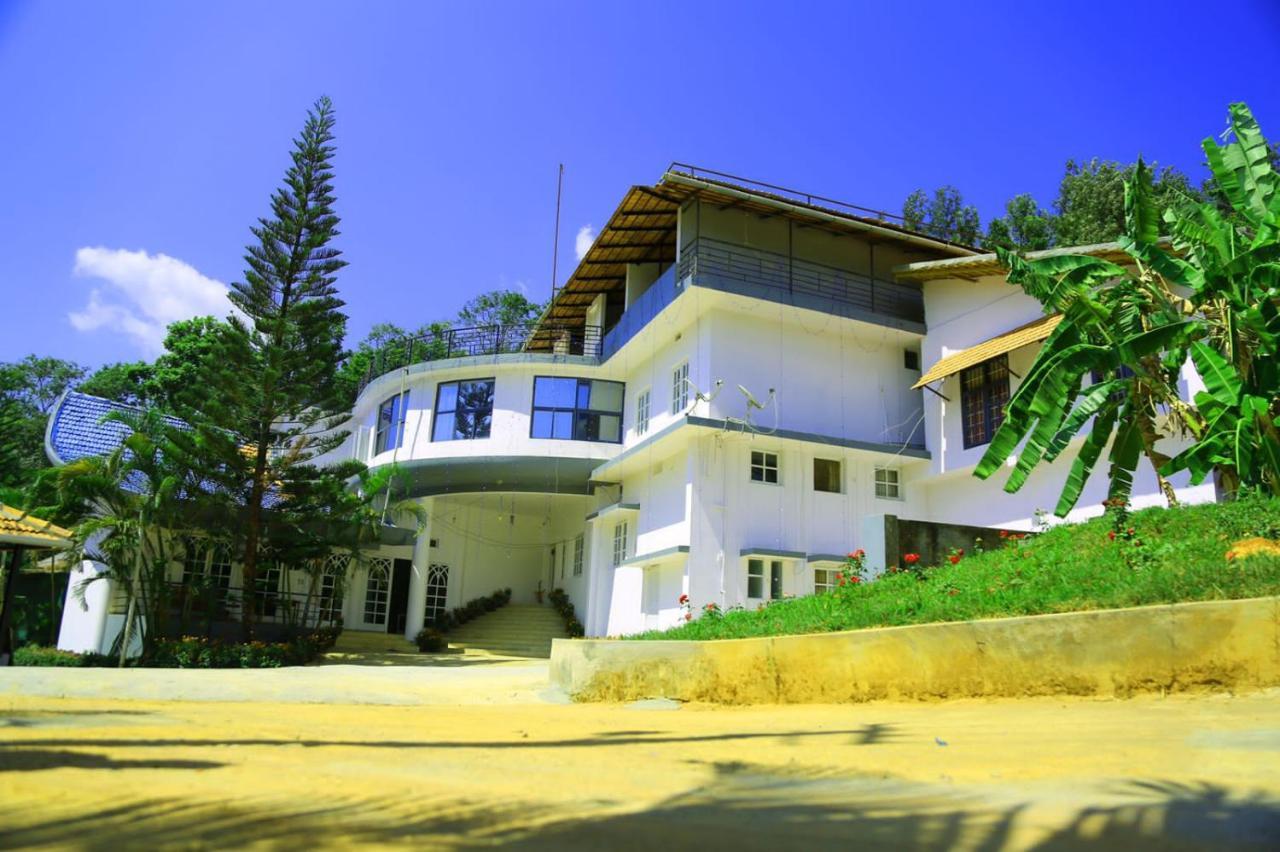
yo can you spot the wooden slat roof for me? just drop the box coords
[894,242,1137,282]
[913,314,1063,388]
[529,168,976,347]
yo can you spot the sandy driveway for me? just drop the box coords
[1,664,1278,849]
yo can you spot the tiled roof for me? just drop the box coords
[0,504,72,549]
[46,391,186,465]
[913,314,1063,388]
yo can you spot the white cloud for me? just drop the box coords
[574,225,596,261]
[69,247,234,355]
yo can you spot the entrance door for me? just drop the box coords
[388,558,412,634]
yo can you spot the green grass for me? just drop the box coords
[632,494,1280,641]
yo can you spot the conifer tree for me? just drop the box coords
[195,97,353,637]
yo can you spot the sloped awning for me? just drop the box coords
[0,504,72,550]
[913,314,1062,389]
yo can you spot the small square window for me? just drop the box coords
[904,350,921,371]
[814,568,838,594]
[750,450,779,484]
[874,466,901,499]
[813,458,841,493]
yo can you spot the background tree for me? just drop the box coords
[984,193,1056,250]
[455,289,545,328]
[0,356,86,487]
[78,361,154,406]
[902,186,982,246]
[192,96,355,638]
[1053,158,1202,246]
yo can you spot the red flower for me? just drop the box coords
[1127,527,1135,536]
[948,555,961,565]
[678,594,689,604]
[999,530,1008,539]
[903,553,920,565]
[850,576,861,584]
[957,548,965,557]
[684,612,692,621]
[1108,531,1117,541]
[852,549,865,560]
[837,577,847,586]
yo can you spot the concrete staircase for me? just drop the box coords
[447,604,570,659]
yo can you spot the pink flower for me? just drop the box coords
[678,594,689,604]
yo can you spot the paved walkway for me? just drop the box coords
[2,661,1278,849]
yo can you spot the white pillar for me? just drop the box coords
[404,499,433,641]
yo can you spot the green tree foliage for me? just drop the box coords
[186,97,358,637]
[0,356,86,486]
[455,290,545,328]
[1053,158,1202,246]
[78,361,154,406]
[902,186,982,246]
[975,103,1280,513]
[984,193,1057,250]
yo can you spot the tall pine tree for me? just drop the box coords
[199,97,352,637]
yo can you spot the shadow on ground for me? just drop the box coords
[2,766,1276,850]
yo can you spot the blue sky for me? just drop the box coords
[2,0,1278,369]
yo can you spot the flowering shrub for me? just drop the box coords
[835,549,867,589]
[144,631,339,668]
[414,628,448,652]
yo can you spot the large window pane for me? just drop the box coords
[590,380,624,412]
[531,376,624,444]
[433,378,494,442]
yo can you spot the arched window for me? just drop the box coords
[363,558,391,625]
[320,554,349,624]
[424,563,449,624]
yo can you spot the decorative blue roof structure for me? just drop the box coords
[45,391,187,465]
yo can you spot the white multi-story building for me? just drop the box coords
[50,167,1216,650]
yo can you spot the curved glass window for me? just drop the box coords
[531,377,624,443]
[433,379,495,441]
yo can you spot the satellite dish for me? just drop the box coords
[738,385,776,411]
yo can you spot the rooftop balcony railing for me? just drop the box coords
[356,322,602,395]
[678,237,925,325]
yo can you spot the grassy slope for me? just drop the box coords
[633,494,1280,641]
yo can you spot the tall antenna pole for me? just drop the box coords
[550,163,564,302]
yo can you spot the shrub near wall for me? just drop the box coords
[14,626,343,668]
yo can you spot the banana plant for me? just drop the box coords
[976,102,1279,514]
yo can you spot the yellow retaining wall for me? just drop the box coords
[549,596,1280,704]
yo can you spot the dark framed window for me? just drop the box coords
[375,391,409,454]
[904,350,920,371]
[750,450,779,484]
[531,376,624,443]
[747,558,783,600]
[433,379,495,441]
[813,458,841,493]
[961,355,1010,448]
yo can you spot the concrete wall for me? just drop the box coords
[551,596,1280,704]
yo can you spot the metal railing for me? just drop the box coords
[667,162,908,225]
[356,322,603,394]
[677,237,925,324]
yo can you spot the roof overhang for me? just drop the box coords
[529,166,978,348]
[1,504,73,550]
[914,314,1063,389]
[893,240,1164,282]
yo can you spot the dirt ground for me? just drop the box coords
[2,668,1279,850]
